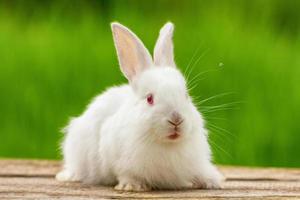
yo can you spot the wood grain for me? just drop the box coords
[0,159,299,199]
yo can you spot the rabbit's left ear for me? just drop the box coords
[153,22,175,67]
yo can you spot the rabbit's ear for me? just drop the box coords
[111,22,152,81]
[153,22,175,67]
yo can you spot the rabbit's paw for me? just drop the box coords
[56,170,80,182]
[114,180,150,192]
[192,174,223,189]
[192,178,222,189]
[193,165,224,189]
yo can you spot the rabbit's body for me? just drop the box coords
[57,22,223,191]
[57,85,131,185]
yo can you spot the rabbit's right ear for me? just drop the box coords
[153,22,175,67]
[111,22,152,81]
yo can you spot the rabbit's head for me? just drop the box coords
[112,22,202,143]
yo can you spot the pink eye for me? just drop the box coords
[147,94,154,105]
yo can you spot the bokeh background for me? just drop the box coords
[1,0,299,167]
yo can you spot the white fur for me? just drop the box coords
[56,22,223,191]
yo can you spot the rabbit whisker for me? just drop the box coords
[185,48,210,82]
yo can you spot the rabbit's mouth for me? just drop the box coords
[166,122,184,140]
[167,132,180,140]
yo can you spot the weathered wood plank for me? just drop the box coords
[1,159,299,181]
[221,166,300,181]
[0,159,58,177]
[0,159,299,199]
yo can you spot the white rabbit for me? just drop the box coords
[56,22,223,191]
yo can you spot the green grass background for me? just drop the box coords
[0,0,299,167]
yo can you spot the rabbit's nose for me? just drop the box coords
[168,112,184,126]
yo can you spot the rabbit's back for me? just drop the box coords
[83,84,132,120]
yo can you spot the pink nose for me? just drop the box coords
[168,112,183,126]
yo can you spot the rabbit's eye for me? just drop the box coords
[146,94,154,105]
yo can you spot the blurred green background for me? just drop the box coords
[0,0,299,167]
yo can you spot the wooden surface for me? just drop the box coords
[0,160,299,199]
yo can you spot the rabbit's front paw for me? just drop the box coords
[193,165,224,189]
[192,173,224,189]
[56,170,80,182]
[114,179,150,192]
[192,177,222,189]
